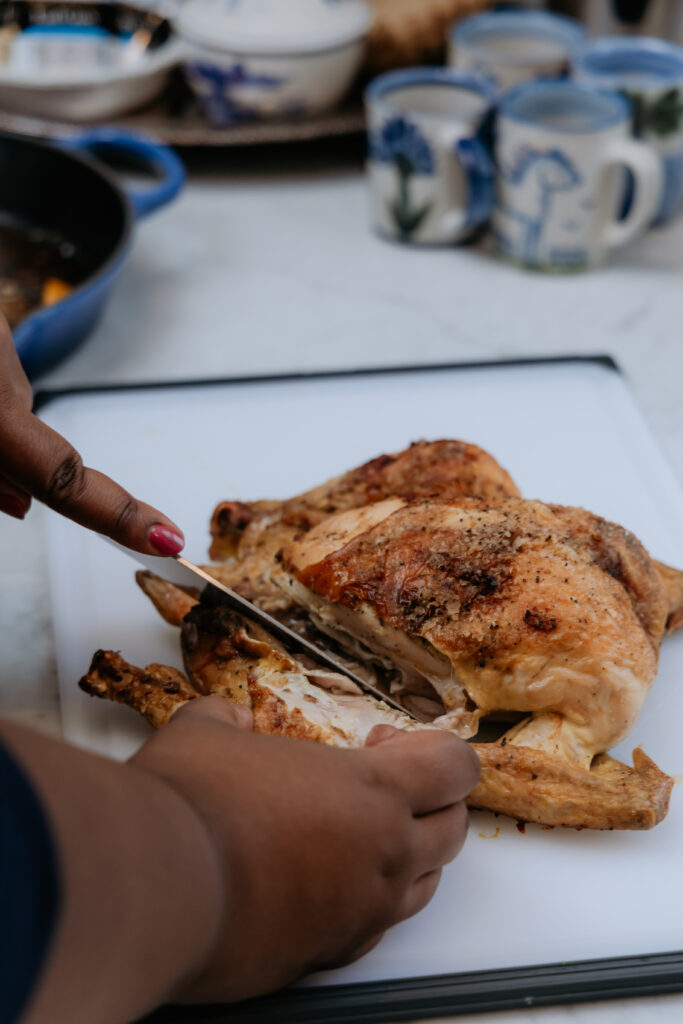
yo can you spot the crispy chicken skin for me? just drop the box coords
[207,441,520,610]
[210,440,519,559]
[279,497,673,770]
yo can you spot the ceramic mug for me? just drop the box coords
[449,10,586,93]
[492,80,662,270]
[573,36,683,223]
[365,68,495,244]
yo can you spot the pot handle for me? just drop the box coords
[63,128,186,219]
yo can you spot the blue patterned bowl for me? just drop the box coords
[176,0,372,125]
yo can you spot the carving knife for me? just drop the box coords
[106,540,421,721]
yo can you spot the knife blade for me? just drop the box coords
[105,539,421,721]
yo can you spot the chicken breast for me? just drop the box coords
[278,496,672,769]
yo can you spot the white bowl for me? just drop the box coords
[0,4,183,122]
[0,48,184,122]
[176,0,372,124]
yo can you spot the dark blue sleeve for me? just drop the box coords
[0,739,61,1024]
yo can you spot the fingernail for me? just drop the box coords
[149,523,185,555]
[365,724,398,747]
[233,705,253,729]
[0,494,27,520]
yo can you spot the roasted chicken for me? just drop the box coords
[79,440,683,830]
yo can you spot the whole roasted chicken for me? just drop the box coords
[81,441,683,830]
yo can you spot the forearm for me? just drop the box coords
[0,720,223,1024]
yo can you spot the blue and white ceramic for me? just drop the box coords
[176,0,371,124]
[573,36,683,222]
[493,81,662,270]
[449,10,586,93]
[365,69,495,245]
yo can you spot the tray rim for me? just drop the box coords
[38,354,683,1023]
[140,948,683,1023]
[32,354,619,412]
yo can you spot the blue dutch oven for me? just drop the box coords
[7,128,186,378]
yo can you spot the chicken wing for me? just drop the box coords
[82,606,423,748]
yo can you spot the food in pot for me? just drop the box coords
[0,223,84,328]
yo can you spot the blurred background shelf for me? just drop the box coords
[0,0,496,146]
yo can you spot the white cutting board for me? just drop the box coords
[40,360,683,988]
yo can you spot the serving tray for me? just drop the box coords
[0,92,366,147]
[36,357,683,1021]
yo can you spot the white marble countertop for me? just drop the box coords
[2,142,683,1023]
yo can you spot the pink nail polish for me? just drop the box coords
[0,494,27,520]
[149,524,185,555]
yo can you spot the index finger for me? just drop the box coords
[0,396,184,555]
[366,729,481,816]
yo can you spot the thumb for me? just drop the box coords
[365,724,399,747]
[174,695,254,731]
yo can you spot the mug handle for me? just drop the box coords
[63,128,186,220]
[601,139,663,251]
[455,136,496,231]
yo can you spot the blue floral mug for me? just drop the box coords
[449,10,586,93]
[365,69,496,244]
[573,36,683,223]
[493,81,662,270]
